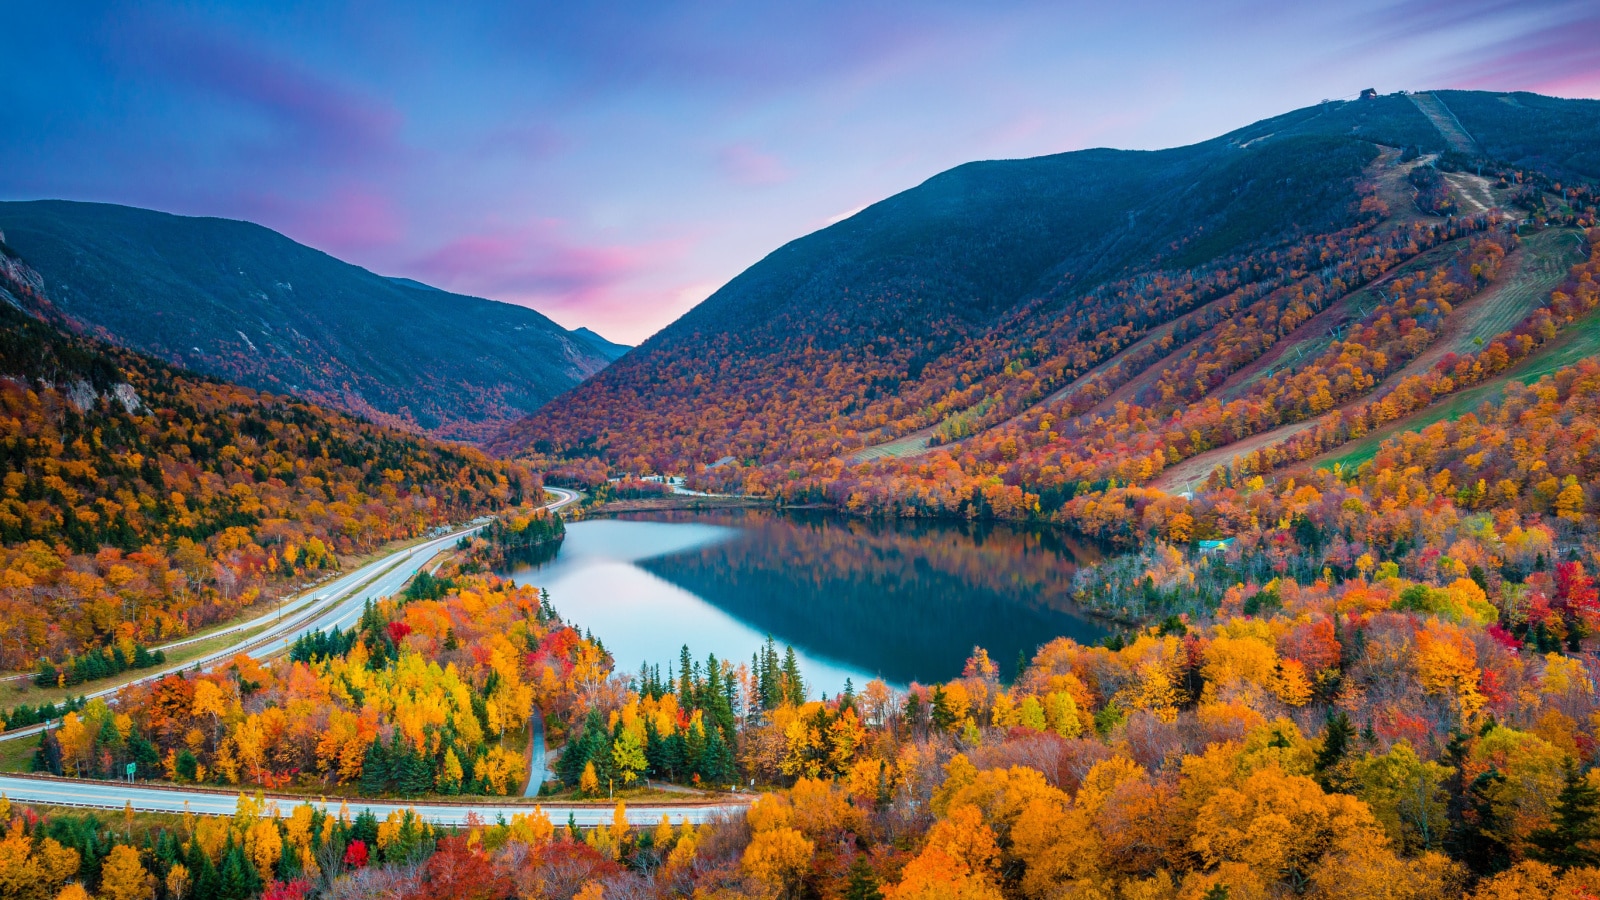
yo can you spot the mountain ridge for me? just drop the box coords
[0,199,624,443]
[491,89,1600,509]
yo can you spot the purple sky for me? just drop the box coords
[3,1,1598,344]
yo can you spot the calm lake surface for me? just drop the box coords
[502,508,1108,695]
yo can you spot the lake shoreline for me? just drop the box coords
[586,495,769,514]
[592,504,1146,634]
[506,508,1120,691]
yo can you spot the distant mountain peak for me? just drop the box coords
[571,326,631,361]
[491,88,1600,463]
[0,199,622,442]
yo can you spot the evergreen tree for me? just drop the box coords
[644,718,666,778]
[557,712,595,785]
[351,810,380,848]
[1450,768,1512,877]
[584,715,615,783]
[1313,711,1355,792]
[126,728,161,775]
[760,638,782,710]
[782,645,805,705]
[399,740,432,796]
[722,659,740,722]
[219,839,259,900]
[700,722,736,786]
[188,836,221,900]
[704,653,723,708]
[750,651,763,712]
[33,729,63,775]
[679,645,695,704]
[704,653,737,739]
[685,721,707,774]
[174,749,199,783]
[359,738,390,795]
[1529,760,1600,870]
[663,729,688,782]
[845,854,884,900]
[931,686,955,732]
[904,692,923,732]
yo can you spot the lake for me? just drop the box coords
[502,508,1108,696]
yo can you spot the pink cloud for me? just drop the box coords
[118,16,404,167]
[406,221,693,339]
[1442,17,1600,96]
[294,188,408,252]
[218,186,406,256]
[716,142,793,186]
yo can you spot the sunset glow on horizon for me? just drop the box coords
[3,0,1597,343]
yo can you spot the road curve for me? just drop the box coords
[524,713,548,798]
[0,774,742,826]
[0,488,581,743]
[0,487,751,826]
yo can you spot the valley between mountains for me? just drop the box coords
[2,88,1600,900]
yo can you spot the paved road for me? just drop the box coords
[0,488,581,743]
[0,487,754,826]
[0,774,738,826]
[0,486,747,825]
[524,712,549,798]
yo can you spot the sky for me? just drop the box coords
[2,1,1598,344]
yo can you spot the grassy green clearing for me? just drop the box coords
[1324,304,1600,471]
[0,623,281,714]
[1440,229,1587,356]
[854,431,935,461]
[0,734,39,773]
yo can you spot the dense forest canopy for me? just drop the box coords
[2,89,1600,900]
[0,247,536,667]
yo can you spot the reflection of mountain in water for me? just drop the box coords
[633,510,1108,686]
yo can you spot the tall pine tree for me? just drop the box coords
[782,645,805,706]
[1529,760,1600,870]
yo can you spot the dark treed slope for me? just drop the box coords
[571,326,631,362]
[0,243,536,666]
[0,200,624,442]
[491,94,1447,463]
[493,91,1598,488]
[1437,90,1600,179]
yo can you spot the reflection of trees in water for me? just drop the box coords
[630,509,1109,686]
[493,539,562,570]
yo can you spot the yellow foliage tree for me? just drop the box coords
[98,845,155,900]
[742,827,815,899]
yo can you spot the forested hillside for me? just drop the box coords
[498,91,1598,530]
[36,355,1600,900]
[0,201,624,443]
[3,89,1600,900]
[494,127,1386,465]
[0,246,536,668]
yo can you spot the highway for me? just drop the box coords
[0,773,741,826]
[0,484,748,824]
[0,487,741,825]
[0,487,580,742]
[0,486,748,826]
[524,712,549,798]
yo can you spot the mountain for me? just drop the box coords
[571,326,631,362]
[488,93,1419,462]
[492,90,1598,510]
[0,244,534,666]
[0,200,622,443]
